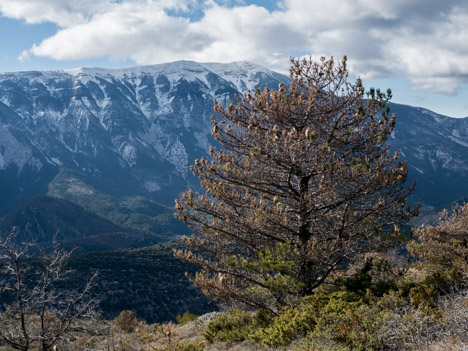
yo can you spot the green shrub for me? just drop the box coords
[310,291,365,347]
[409,283,438,309]
[203,309,269,343]
[310,290,410,351]
[339,259,398,297]
[406,270,462,310]
[161,340,205,351]
[176,311,199,325]
[252,293,329,347]
[291,337,349,351]
[203,281,446,350]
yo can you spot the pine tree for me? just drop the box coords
[175,57,417,312]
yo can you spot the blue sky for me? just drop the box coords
[1,0,468,118]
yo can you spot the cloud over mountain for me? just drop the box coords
[2,0,468,94]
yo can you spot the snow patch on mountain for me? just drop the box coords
[144,179,161,192]
[435,148,468,172]
[164,137,188,176]
[120,143,137,167]
[66,61,213,88]
[448,135,468,148]
[48,157,63,166]
[0,126,35,171]
[413,167,424,174]
[194,130,211,150]
[416,107,449,121]
[201,61,277,92]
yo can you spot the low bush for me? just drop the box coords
[252,292,329,347]
[200,257,466,350]
[176,311,199,325]
[160,340,205,351]
[203,309,269,343]
[114,310,140,333]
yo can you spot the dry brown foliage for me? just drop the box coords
[409,203,468,277]
[175,56,417,312]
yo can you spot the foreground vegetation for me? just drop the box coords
[3,249,464,350]
[2,203,466,350]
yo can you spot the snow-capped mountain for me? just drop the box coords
[0,60,466,224]
[0,61,288,215]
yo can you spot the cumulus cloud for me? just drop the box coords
[0,0,109,26]
[2,0,468,94]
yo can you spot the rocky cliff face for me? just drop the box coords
[0,61,288,214]
[0,61,466,222]
[388,103,468,209]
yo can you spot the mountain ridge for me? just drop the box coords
[0,60,289,217]
[0,60,466,234]
[0,195,164,252]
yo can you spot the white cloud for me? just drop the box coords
[28,2,196,61]
[2,0,468,94]
[18,50,30,62]
[0,0,108,26]
[0,0,195,26]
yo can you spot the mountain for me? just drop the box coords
[0,195,163,252]
[47,168,190,238]
[0,60,467,235]
[0,61,288,220]
[387,103,468,211]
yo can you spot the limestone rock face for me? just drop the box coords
[0,61,466,217]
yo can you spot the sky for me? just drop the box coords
[0,0,468,118]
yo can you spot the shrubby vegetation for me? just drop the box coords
[408,202,468,282]
[199,248,467,350]
[176,311,200,326]
[9,240,461,350]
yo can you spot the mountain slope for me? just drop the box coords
[388,103,468,209]
[0,61,288,217]
[0,61,466,232]
[47,168,189,237]
[0,195,162,252]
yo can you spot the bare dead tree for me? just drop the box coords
[175,56,418,312]
[0,231,99,350]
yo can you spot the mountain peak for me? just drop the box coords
[63,60,271,76]
[64,60,207,77]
